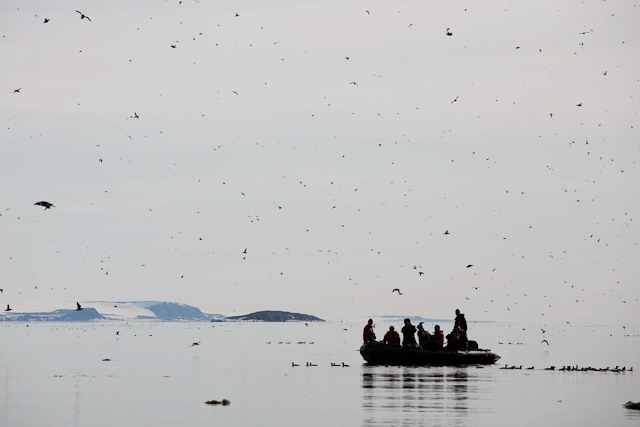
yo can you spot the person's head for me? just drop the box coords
[435,325,440,332]
[455,309,460,315]
[389,326,395,331]
[404,318,411,325]
[367,319,373,326]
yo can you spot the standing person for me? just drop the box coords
[383,326,401,346]
[363,319,376,343]
[401,318,418,348]
[432,325,444,349]
[454,309,467,333]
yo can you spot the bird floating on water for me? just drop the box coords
[76,302,83,311]
[5,304,12,311]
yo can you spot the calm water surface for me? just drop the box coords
[1,321,638,426]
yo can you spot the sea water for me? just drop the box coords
[0,320,638,426]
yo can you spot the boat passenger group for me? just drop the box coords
[363,309,475,351]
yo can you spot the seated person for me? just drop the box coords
[383,326,401,346]
[431,325,444,349]
[401,318,418,348]
[457,326,468,349]
[445,331,458,350]
[417,322,431,348]
[363,319,376,343]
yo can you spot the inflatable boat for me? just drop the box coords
[359,341,501,366]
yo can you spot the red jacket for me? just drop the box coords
[433,330,444,348]
[363,325,376,343]
[383,330,401,346]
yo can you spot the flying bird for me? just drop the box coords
[576,103,582,107]
[541,339,549,345]
[75,10,91,22]
[451,96,458,104]
[13,88,21,93]
[349,82,358,87]
[190,342,201,347]
[392,288,403,295]
[43,18,50,23]
[131,112,139,119]
[76,302,83,311]
[170,44,177,48]
[5,304,11,311]
[466,264,473,268]
[446,28,453,36]
[34,201,55,210]
[444,230,450,235]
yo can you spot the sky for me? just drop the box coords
[1,0,639,324]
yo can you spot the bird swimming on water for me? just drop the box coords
[5,304,12,311]
[34,201,55,210]
[76,302,83,311]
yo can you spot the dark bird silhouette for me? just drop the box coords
[541,339,549,345]
[576,103,582,107]
[451,96,458,104]
[170,44,177,48]
[76,302,83,311]
[603,71,607,76]
[190,342,200,347]
[132,112,139,119]
[231,91,239,95]
[444,230,450,235]
[75,10,91,22]
[43,18,50,23]
[116,331,119,335]
[349,82,358,87]
[446,28,453,36]
[13,88,21,93]
[5,304,11,311]
[0,289,3,293]
[34,201,54,210]
[235,13,240,17]
[392,288,403,295]
[418,271,424,276]
[466,264,473,268]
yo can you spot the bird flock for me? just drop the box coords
[1,2,639,324]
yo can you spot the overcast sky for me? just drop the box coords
[1,0,639,324]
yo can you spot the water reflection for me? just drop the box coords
[362,366,487,426]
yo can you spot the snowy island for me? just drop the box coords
[0,302,324,322]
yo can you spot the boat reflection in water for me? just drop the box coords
[362,365,490,425]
